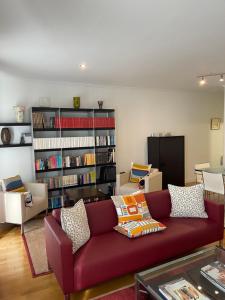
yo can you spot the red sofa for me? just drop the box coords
[44,190,224,300]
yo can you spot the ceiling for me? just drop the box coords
[1,0,225,91]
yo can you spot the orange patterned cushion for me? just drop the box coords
[111,193,151,224]
[114,218,166,238]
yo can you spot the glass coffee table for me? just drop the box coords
[135,247,225,300]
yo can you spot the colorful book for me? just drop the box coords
[158,277,210,300]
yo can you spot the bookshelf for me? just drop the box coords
[31,107,116,209]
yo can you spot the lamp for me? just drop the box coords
[197,73,225,86]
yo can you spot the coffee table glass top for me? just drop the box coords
[135,247,225,300]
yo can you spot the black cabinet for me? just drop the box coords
[147,136,185,189]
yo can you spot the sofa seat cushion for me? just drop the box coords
[73,217,219,291]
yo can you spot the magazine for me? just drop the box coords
[159,277,211,300]
[201,261,225,293]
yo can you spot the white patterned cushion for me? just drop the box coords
[61,199,90,253]
[168,184,208,218]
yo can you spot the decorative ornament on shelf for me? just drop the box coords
[98,100,103,109]
[13,105,25,123]
[1,127,11,145]
[73,97,80,110]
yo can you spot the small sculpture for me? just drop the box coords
[13,105,25,123]
[98,100,103,109]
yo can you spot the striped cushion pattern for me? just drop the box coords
[114,218,166,238]
[2,175,25,192]
[130,163,151,183]
[111,193,151,224]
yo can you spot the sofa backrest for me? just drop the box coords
[51,190,172,236]
[145,189,171,219]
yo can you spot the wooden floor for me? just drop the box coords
[0,226,134,300]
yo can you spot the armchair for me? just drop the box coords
[1,182,48,233]
[116,169,162,195]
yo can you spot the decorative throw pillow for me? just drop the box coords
[61,199,90,253]
[130,163,151,183]
[168,184,208,218]
[2,175,26,192]
[111,193,151,224]
[114,218,166,238]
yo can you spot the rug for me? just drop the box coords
[22,218,51,277]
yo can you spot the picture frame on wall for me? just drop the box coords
[210,118,221,130]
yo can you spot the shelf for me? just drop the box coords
[34,145,116,152]
[48,179,116,191]
[33,127,115,131]
[0,143,32,148]
[0,122,31,126]
[35,162,116,173]
[32,107,114,113]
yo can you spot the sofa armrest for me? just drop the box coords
[4,192,25,224]
[24,182,48,198]
[204,199,224,224]
[145,172,162,193]
[44,215,74,295]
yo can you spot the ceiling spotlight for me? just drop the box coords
[199,76,206,86]
[79,63,87,70]
[219,74,224,82]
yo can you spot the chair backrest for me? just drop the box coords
[195,162,210,183]
[202,171,224,195]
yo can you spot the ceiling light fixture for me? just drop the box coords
[199,76,206,86]
[79,63,87,70]
[197,72,225,86]
[219,74,224,82]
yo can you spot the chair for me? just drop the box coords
[116,168,162,195]
[0,182,48,233]
[202,171,225,201]
[195,162,210,183]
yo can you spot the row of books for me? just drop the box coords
[54,117,115,128]
[35,154,62,170]
[96,149,115,164]
[48,195,63,209]
[95,135,115,146]
[38,171,97,189]
[33,137,95,149]
[35,150,115,170]
[33,136,115,150]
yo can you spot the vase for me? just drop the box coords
[73,97,80,110]
[13,105,25,123]
[1,128,11,145]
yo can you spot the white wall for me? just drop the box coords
[0,71,223,183]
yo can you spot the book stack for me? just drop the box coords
[94,117,115,128]
[38,174,78,189]
[48,195,63,209]
[35,155,62,170]
[33,136,95,149]
[159,277,210,300]
[96,149,115,164]
[95,136,115,146]
[78,171,96,185]
[32,112,45,128]
[83,153,96,165]
[201,261,225,293]
[63,155,82,167]
[54,117,115,129]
